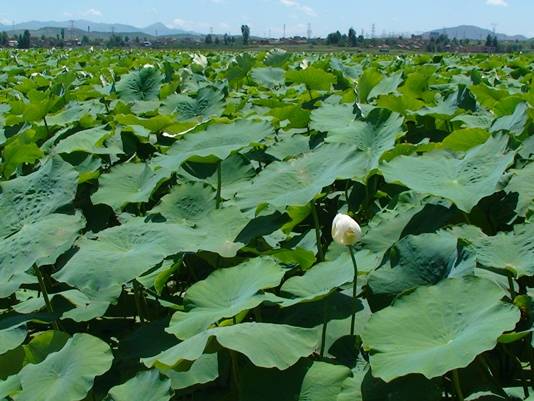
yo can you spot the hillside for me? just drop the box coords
[423,25,527,41]
[0,19,194,37]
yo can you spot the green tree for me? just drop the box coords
[0,31,8,46]
[205,34,213,44]
[241,24,250,45]
[18,30,31,49]
[224,33,230,45]
[61,28,65,41]
[326,31,342,45]
[348,27,357,47]
[81,35,90,46]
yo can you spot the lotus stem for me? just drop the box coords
[452,369,464,401]
[33,265,59,331]
[230,350,240,396]
[311,202,324,262]
[507,274,516,299]
[348,245,358,337]
[319,299,329,358]
[42,117,49,135]
[133,280,146,323]
[216,160,222,209]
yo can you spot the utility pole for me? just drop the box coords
[371,23,376,38]
[307,23,312,40]
[283,24,286,39]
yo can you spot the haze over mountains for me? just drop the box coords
[0,20,530,40]
[0,20,192,36]
[424,25,527,41]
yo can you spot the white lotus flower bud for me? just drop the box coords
[143,64,155,69]
[331,213,362,246]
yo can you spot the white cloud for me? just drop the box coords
[169,18,210,31]
[0,17,13,25]
[486,0,508,6]
[84,8,103,17]
[279,0,317,17]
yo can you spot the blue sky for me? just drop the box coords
[1,0,533,37]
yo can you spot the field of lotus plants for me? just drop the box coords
[0,48,533,401]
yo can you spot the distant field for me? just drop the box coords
[0,49,533,401]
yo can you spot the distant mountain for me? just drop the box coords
[423,25,527,41]
[0,20,196,37]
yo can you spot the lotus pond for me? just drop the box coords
[0,49,534,401]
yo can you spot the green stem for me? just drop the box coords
[42,117,49,135]
[463,212,472,225]
[319,299,329,358]
[529,335,534,389]
[33,265,59,330]
[133,280,145,323]
[507,274,516,299]
[477,355,510,400]
[230,351,240,397]
[216,160,222,209]
[311,202,324,262]
[344,181,351,211]
[452,369,464,401]
[307,87,313,101]
[348,246,358,338]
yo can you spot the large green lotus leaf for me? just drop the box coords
[1,135,43,179]
[53,220,200,300]
[116,67,163,101]
[310,103,359,136]
[54,214,246,299]
[162,87,224,120]
[471,223,534,278]
[144,323,319,370]
[439,128,491,152]
[381,135,514,212]
[505,162,534,217]
[358,68,383,103]
[91,163,172,210]
[22,330,70,365]
[251,67,285,88]
[491,102,529,136]
[0,213,85,298]
[0,158,78,238]
[193,206,250,257]
[154,120,273,170]
[235,144,367,209]
[368,71,403,100]
[239,361,350,401]
[362,277,520,381]
[286,67,336,91]
[160,353,219,390]
[324,108,404,171]
[367,232,472,297]
[53,125,122,155]
[0,326,26,355]
[16,333,113,401]
[398,66,436,101]
[205,153,256,199]
[330,58,363,80]
[279,254,354,306]
[167,257,285,339]
[45,102,103,127]
[104,370,171,401]
[264,49,290,67]
[151,181,216,224]
[226,53,256,83]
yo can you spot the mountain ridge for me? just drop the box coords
[0,19,195,36]
[423,25,528,41]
